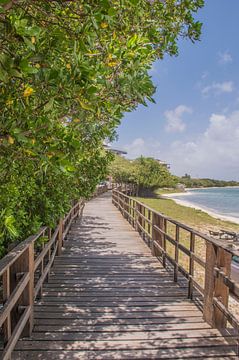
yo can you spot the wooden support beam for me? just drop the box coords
[57,219,63,256]
[203,243,231,328]
[3,268,11,345]
[174,225,179,283]
[151,213,162,257]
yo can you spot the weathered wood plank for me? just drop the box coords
[15,337,237,351]
[32,322,213,333]
[12,348,238,360]
[27,328,232,341]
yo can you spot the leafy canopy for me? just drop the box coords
[0,0,204,255]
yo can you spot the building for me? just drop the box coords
[104,144,127,157]
[156,159,170,169]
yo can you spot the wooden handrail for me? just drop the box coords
[0,199,85,360]
[112,189,239,334]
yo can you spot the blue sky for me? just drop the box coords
[113,0,239,180]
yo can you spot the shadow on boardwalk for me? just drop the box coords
[13,193,237,359]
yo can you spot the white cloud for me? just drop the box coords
[164,105,192,133]
[202,81,234,96]
[160,110,239,180]
[123,137,161,159]
[201,71,209,80]
[218,51,233,65]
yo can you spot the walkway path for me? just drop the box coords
[14,192,237,359]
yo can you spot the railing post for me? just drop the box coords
[46,228,52,283]
[151,213,162,257]
[174,225,179,283]
[24,242,34,336]
[3,268,11,345]
[124,196,129,221]
[203,243,231,328]
[147,210,151,247]
[188,232,195,299]
[57,218,64,256]
[136,203,142,234]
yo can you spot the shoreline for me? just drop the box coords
[162,193,239,225]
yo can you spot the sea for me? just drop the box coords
[167,187,239,224]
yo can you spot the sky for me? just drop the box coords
[113,0,239,181]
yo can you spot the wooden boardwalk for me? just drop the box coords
[13,192,237,359]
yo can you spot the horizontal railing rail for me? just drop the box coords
[112,189,239,337]
[0,199,85,360]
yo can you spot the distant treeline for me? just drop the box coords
[179,175,239,188]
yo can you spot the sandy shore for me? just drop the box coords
[163,192,239,225]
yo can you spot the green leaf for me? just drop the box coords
[0,0,10,5]
[108,8,117,16]
[19,59,38,74]
[23,37,35,51]
[79,100,94,111]
[44,98,54,112]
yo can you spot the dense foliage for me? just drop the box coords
[110,155,177,192]
[0,0,203,255]
[180,175,239,188]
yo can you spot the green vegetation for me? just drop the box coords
[110,156,177,193]
[0,0,203,256]
[180,174,239,188]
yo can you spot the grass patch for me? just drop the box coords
[137,196,239,234]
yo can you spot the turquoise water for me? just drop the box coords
[172,187,239,220]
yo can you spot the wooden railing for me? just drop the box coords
[112,189,239,336]
[0,200,84,360]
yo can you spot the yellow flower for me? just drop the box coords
[106,53,119,67]
[31,138,36,145]
[23,86,34,97]
[35,63,41,69]
[100,22,108,29]
[8,135,14,145]
[66,63,71,69]
[108,61,118,67]
[31,36,36,44]
[6,99,14,106]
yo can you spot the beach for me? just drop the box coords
[162,191,239,225]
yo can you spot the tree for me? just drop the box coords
[0,0,204,255]
[109,155,135,184]
[134,157,178,192]
[109,155,178,193]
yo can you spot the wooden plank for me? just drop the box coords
[35,316,204,326]
[15,336,237,351]
[33,322,213,332]
[33,310,203,319]
[12,347,238,360]
[28,328,231,341]
[33,303,198,312]
[44,281,187,288]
